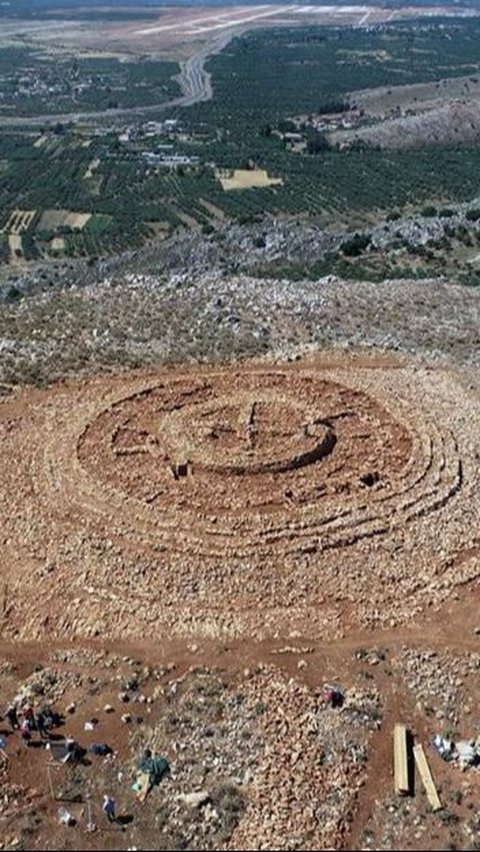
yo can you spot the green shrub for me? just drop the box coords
[341,233,371,257]
[466,208,480,221]
[421,205,438,217]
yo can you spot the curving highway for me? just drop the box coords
[0,30,236,128]
[178,29,239,106]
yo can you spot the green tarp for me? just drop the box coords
[136,755,170,787]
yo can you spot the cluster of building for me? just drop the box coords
[291,108,364,134]
[2,66,103,102]
[117,119,202,169]
[118,119,180,144]
[142,151,201,168]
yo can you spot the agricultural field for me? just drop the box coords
[172,19,480,233]
[38,210,91,231]
[0,45,180,117]
[1,18,480,271]
[216,168,283,190]
[199,18,480,118]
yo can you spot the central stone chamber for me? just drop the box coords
[158,393,337,476]
[78,368,412,518]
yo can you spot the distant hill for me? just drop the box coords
[331,99,480,150]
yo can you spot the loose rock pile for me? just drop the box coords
[394,648,480,724]
[229,668,381,850]
[128,666,381,851]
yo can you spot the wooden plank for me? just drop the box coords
[394,723,410,796]
[136,771,151,803]
[414,743,442,812]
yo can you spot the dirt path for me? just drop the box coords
[0,575,478,851]
[1,584,479,811]
[0,568,478,672]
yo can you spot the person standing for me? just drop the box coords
[23,704,36,730]
[20,718,32,747]
[102,795,116,824]
[5,704,19,731]
[36,710,49,740]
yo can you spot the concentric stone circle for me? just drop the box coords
[0,356,478,641]
[76,368,415,554]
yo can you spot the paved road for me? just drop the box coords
[0,30,237,128]
[178,29,237,106]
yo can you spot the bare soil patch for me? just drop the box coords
[50,236,66,252]
[39,209,92,231]
[333,99,480,150]
[83,158,100,180]
[7,233,23,261]
[217,168,283,191]
[350,74,480,117]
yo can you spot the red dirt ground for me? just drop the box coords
[0,351,478,849]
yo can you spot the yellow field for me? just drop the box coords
[216,168,283,191]
[39,209,92,231]
[50,237,66,252]
[84,158,100,179]
[8,234,23,259]
[67,212,91,229]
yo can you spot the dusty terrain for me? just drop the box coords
[332,71,480,151]
[0,7,479,847]
[0,433,479,852]
[0,345,478,852]
[0,350,478,646]
[0,620,477,852]
[350,75,480,118]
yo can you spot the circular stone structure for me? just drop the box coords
[77,370,412,528]
[155,393,336,475]
[0,355,478,641]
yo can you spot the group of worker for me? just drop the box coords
[3,700,122,828]
[4,700,58,745]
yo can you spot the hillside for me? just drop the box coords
[0,8,479,852]
[331,98,480,149]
